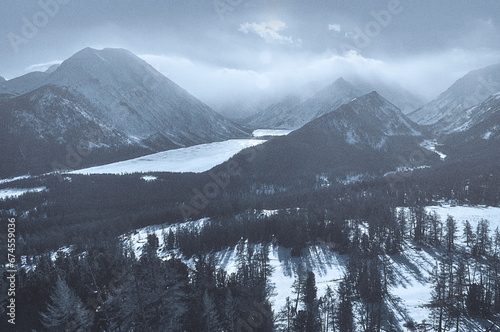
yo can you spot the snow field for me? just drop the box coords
[71,139,265,175]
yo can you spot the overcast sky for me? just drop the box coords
[1,0,500,116]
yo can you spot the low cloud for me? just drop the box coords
[25,60,62,72]
[239,20,294,44]
[140,47,500,118]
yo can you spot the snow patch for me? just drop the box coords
[0,174,32,185]
[0,187,46,200]
[482,131,493,140]
[140,175,157,182]
[420,140,447,160]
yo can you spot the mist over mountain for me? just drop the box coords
[248,77,362,129]
[247,75,425,130]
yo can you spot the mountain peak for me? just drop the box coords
[63,47,138,65]
[0,76,5,82]
[334,76,347,83]
[309,91,421,138]
[329,76,355,89]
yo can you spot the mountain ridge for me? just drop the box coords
[408,63,500,128]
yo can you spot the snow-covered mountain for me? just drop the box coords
[435,91,500,134]
[226,92,434,184]
[0,76,5,82]
[0,47,248,177]
[248,77,362,129]
[301,91,422,143]
[442,93,500,150]
[408,63,500,127]
[45,48,247,145]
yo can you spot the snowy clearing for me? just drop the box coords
[71,139,265,175]
[425,204,500,243]
[0,174,32,185]
[420,139,447,160]
[0,187,46,200]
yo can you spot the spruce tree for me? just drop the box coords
[40,277,92,331]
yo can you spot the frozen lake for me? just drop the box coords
[71,139,265,174]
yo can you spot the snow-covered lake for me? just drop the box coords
[252,129,292,137]
[71,139,265,175]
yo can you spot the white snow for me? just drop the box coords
[140,175,157,182]
[482,131,493,140]
[0,174,32,185]
[252,129,292,137]
[116,205,500,330]
[388,243,436,329]
[71,139,265,175]
[425,204,500,240]
[122,217,210,258]
[0,187,46,200]
[420,140,447,160]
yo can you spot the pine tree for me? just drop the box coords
[302,271,321,332]
[463,220,474,247]
[445,215,457,251]
[40,277,93,331]
[337,277,353,332]
[430,262,447,332]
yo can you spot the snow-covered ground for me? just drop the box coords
[425,204,500,243]
[100,204,500,329]
[71,139,265,175]
[252,129,292,137]
[140,175,157,182]
[0,174,32,185]
[388,243,436,329]
[0,187,46,200]
[420,139,447,160]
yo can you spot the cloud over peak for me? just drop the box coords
[239,20,294,44]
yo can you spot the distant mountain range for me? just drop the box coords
[248,77,362,129]
[0,48,248,177]
[248,76,425,130]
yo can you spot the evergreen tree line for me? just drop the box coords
[1,235,274,331]
[428,220,500,331]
